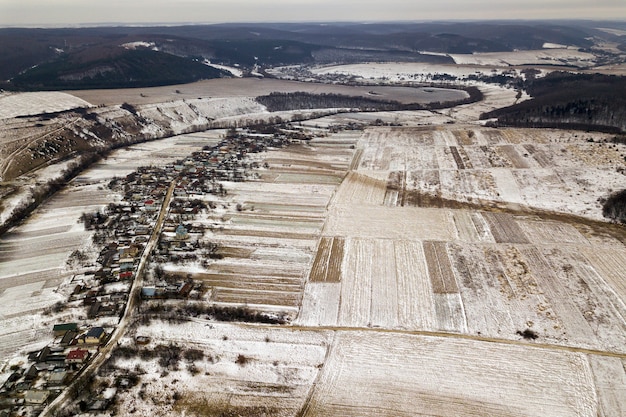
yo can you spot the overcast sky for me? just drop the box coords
[1,0,624,27]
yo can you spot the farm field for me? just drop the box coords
[67,77,468,107]
[0,92,91,119]
[1,76,625,416]
[302,331,602,417]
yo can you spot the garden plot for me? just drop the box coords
[76,131,223,182]
[0,184,111,363]
[303,331,596,417]
[481,212,530,243]
[193,138,356,311]
[580,248,626,305]
[109,321,329,417]
[447,240,626,352]
[355,124,624,220]
[517,218,590,245]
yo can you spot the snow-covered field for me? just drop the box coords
[450,48,596,67]
[67,77,468,106]
[1,72,625,416]
[106,321,329,417]
[0,92,92,119]
[304,331,599,417]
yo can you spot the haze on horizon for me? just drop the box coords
[1,0,625,27]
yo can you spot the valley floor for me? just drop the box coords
[1,77,625,416]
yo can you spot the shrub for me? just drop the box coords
[235,354,249,366]
[602,189,626,223]
[516,329,538,340]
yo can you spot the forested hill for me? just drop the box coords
[8,47,227,90]
[481,72,626,133]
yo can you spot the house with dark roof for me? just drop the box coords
[53,323,78,337]
[60,330,77,346]
[78,327,106,345]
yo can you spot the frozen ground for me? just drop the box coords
[1,72,625,416]
[0,92,92,119]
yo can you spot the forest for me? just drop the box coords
[256,89,482,113]
[481,72,626,133]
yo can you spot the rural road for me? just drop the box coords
[41,179,176,415]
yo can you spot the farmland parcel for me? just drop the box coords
[0,71,625,417]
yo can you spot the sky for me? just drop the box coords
[0,0,625,27]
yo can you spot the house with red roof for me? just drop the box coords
[66,349,90,364]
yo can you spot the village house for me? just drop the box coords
[52,323,78,338]
[78,327,106,345]
[118,270,133,280]
[66,349,90,365]
[175,224,189,240]
[119,256,135,271]
[144,199,158,212]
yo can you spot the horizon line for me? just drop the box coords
[2,18,626,30]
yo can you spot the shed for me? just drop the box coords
[141,287,157,299]
[47,371,69,386]
[61,330,78,346]
[24,390,50,405]
[24,365,39,381]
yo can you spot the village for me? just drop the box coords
[0,123,317,417]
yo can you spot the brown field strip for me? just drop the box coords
[449,146,466,169]
[193,271,301,284]
[349,148,364,171]
[452,130,474,146]
[327,237,345,283]
[309,237,333,283]
[196,265,302,279]
[198,277,302,292]
[264,157,342,171]
[523,144,551,168]
[482,212,529,244]
[309,237,344,283]
[498,145,530,169]
[231,213,325,224]
[216,247,254,258]
[423,241,459,294]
